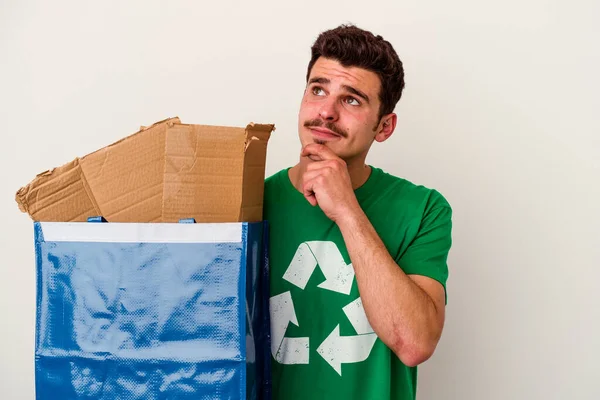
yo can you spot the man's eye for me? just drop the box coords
[346,97,360,106]
[312,87,325,96]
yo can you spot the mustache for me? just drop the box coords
[303,119,347,138]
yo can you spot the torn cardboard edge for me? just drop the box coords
[16,117,275,223]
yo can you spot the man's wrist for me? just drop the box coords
[335,203,367,232]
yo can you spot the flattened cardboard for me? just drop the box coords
[16,117,274,223]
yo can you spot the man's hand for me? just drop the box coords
[300,144,361,223]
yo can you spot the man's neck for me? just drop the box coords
[289,157,372,193]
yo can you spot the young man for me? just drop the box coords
[264,24,453,399]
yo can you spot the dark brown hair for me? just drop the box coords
[306,24,405,120]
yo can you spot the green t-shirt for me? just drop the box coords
[263,166,452,400]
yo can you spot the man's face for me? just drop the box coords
[298,57,391,163]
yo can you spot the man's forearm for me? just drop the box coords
[336,208,444,367]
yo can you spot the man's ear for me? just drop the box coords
[374,113,397,143]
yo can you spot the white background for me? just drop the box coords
[1,0,599,399]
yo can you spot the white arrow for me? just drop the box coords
[277,337,309,364]
[317,325,378,376]
[282,243,317,290]
[269,291,309,364]
[307,241,355,295]
[283,241,355,295]
[342,297,374,335]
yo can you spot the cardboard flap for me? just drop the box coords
[15,159,101,222]
[16,117,274,223]
[162,124,248,222]
[245,123,275,142]
[240,124,275,222]
[80,118,176,222]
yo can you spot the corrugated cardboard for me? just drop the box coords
[16,117,275,223]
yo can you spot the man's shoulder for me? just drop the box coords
[369,166,451,212]
[264,168,289,195]
[265,168,288,185]
[263,168,294,208]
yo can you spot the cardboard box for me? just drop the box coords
[15,117,275,223]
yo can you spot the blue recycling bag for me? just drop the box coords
[33,220,271,400]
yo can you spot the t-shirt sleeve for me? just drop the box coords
[396,193,453,301]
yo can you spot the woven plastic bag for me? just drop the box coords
[33,220,271,399]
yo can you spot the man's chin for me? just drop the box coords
[300,137,331,147]
[300,136,343,155]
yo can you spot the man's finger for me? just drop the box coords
[302,178,318,206]
[305,160,333,172]
[301,143,339,161]
[302,171,321,207]
[302,169,323,181]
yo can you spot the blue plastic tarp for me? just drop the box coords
[33,221,271,400]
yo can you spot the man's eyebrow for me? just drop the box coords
[308,77,330,85]
[307,77,370,103]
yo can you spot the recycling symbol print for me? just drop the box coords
[269,241,378,376]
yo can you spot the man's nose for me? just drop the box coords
[318,97,339,121]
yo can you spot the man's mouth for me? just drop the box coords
[309,126,341,139]
[303,119,346,140]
